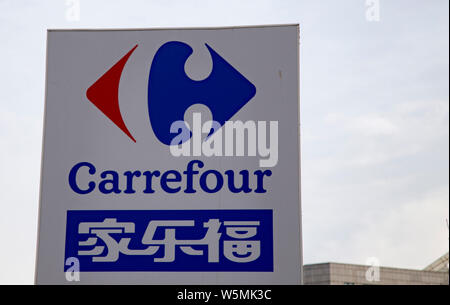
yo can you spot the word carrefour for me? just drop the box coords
[68,160,272,195]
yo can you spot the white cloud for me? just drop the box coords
[320,99,448,168]
[303,98,449,268]
[349,186,449,268]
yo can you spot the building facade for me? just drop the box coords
[304,253,449,285]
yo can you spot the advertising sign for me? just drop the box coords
[35,25,301,284]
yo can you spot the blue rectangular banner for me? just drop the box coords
[65,210,273,272]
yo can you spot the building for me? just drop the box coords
[424,252,449,272]
[304,253,449,285]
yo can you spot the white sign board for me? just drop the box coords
[36,25,302,284]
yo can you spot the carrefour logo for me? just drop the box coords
[86,41,256,144]
[69,42,279,196]
[85,41,278,167]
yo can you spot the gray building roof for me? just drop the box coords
[424,252,449,272]
[304,254,449,285]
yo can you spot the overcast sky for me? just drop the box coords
[0,0,448,284]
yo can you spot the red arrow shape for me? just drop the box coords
[86,44,138,142]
